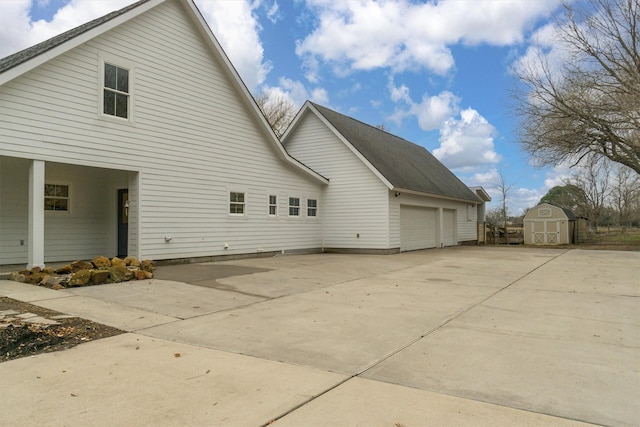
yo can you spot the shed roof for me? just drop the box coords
[528,203,577,220]
[307,102,480,203]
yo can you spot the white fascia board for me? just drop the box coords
[392,187,481,204]
[180,1,328,185]
[303,103,394,190]
[0,0,165,86]
[469,186,491,202]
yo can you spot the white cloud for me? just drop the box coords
[411,91,460,131]
[433,108,500,170]
[261,77,328,110]
[387,78,459,131]
[197,0,271,90]
[297,0,561,78]
[265,1,282,24]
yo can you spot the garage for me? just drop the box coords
[400,205,437,251]
[442,209,456,246]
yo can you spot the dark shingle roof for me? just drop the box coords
[310,102,480,202]
[0,0,151,74]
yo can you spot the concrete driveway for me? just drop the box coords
[1,247,638,426]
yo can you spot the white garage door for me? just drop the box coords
[400,205,437,251]
[442,209,456,246]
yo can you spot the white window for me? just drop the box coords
[229,192,245,215]
[269,195,277,216]
[289,197,300,217]
[44,184,69,212]
[307,199,318,217]
[103,62,129,118]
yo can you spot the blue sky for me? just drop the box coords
[1,0,584,214]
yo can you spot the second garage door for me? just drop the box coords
[400,205,437,251]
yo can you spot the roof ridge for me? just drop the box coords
[306,102,480,203]
[309,101,416,146]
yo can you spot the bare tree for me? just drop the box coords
[608,164,640,225]
[498,172,513,236]
[254,92,297,138]
[513,0,640,174]
[568,155,611,226]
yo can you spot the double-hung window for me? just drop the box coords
[103,63,129,118]
[288,197,300,217]
[229,192,245,215]
[269,195,277,216]
[44,184,69,212]
[307,199,318,217]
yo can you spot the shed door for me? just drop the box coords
[532,220,560,245]
[442,209,456,246]
[400,206,437,251]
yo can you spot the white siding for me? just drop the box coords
[389,192,477,247]
[0,157,29,264]
[284,112,390,249]
[0,0,323,264]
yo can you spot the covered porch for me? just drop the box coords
[0,156,139,269]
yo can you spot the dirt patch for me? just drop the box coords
[1,297,123,363]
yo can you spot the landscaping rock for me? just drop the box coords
[71,260,93,272]
[110,265,133,283]
[111,257,126,268]
[24,273,44,285]
[8,256,154,290]
[39,275,64,288]
[134,270,153,280]
[92,256,111,269]
[55,265,73,274]
[90,270,110,285]
[68,270,91,287]
[140,260,154,273]
[124,256,140,267]
[9,272,25,283]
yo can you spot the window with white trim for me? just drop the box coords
[103,62,129,118]
[288,197,300,217]
[44,184,69,212]
[229,192,245,215]
[269,195,277,216]
[307,199,318,217]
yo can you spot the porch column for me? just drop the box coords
[27,160,45,269]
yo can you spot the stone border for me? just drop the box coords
[8,256,154,290]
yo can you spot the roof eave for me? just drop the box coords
[392,187,482,204]
[179,2,328,185]
[300,102,394,190]
[0,0,165,86]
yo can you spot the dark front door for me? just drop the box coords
[117,189,128,258]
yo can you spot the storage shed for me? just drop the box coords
[524,203,576,245]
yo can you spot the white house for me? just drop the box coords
[0,0,489,268]
[0,0,327,268]
[282,102,487,253]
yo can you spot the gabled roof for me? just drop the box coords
[0,0,328,185]
[0,0,152,75]
[299,102,480,203]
